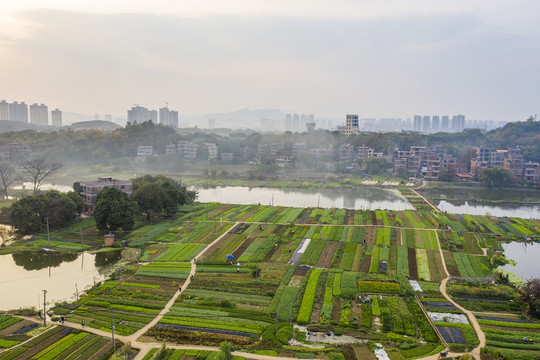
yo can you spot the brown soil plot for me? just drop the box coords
[316,241,338,268]
[408,248,418,279]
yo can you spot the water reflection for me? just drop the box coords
[194,186,414,211]
[420,187,540,219]
[94,250,122,268]
[0,250,122,311]
[12,251,78,271]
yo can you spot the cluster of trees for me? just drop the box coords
[0,157,62,199]
[0,118,539,170]
[93,175,196,232]
[8,174,195,235]
[10,190,83,235]
[479,167,513,188]
[519,278,540,319]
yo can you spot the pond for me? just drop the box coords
[436,201,540,219]
[498,242,540,280]
[194,186,414,211]
[419,187,540,219]
[0,249,125,311]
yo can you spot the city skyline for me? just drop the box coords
[0,1,539,123]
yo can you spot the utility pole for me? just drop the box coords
[47,217,50,248]
[42,290,47,326]
[110,309,115,349]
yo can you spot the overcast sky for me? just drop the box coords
[0,0,539,122]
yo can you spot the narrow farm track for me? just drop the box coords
[417,230,486,360]
[409,188,440,212]
[132,222,240,360]
[12,223,300,360]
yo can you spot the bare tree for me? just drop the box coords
[23,157,63,194]
[0,161,16,199]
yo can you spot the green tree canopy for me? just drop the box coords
[518,278,540,318]
[364,157,393,175]
[132,175,196,219]
[93,187,137,232]
[479,167,513,188]
[10,190,79,235]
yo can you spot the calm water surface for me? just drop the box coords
[194,186,414,210]
[498,242,540,280]
[0,250,122,311]
[419,187,540,219]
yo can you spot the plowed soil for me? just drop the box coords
[316,241,338,268]
[361,255,371,273]
[408,248,418,279]
[332,297,341,323]
[443,251,461,277]
[364,227,376,244]
[370,211,377,225]
[231,237,255,259]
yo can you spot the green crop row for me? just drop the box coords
[477,319,540,329]
[397,246,409,276]
[321,273,334,322]
[35,332,89,360]
[339,241,356,270]
[119,282,160,289]
[369,247,380,273]
[297,269,323,324]
[358,281,401,294]
[0,316,22,331]
[333,273,342,296]
[341,272,358,299]
[416,248,431,281]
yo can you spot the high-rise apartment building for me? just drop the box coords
[441,115,449,130]
[431,116,440,131]
[8,101,28,122]
[30,103,48,126]
[337,114,360,136]
[284,114,292,132]
[158,107,178,128]
[413,115,422,132]
[306,114,315,131]
[51,109,62,127]
[128,106,158,124]
[292,114,300,132]
[0,100,9,120]
[422,115,430,132]
[452,115,465,132]
[208,119,215,129]
[300,114,307,132]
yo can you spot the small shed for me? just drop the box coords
[104,233,115,247]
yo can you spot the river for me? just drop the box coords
[419,187,540,219]
[194,186,414,210]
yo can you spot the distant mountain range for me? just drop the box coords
[181,108,285,128]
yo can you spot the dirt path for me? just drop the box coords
[417,230,486,360]
[129,223,240,359]
[134,342,297,360]
[410,188,440,212]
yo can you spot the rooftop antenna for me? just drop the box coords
[164,101,168,108]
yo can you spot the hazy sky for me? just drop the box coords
[0,0,539,122]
